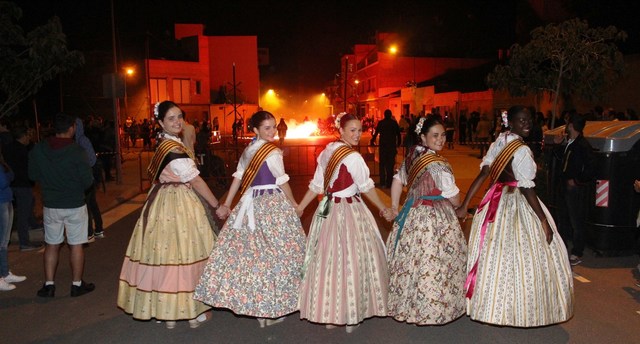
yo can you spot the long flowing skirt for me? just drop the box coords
[386,201,467,325]
[117,184,217,320]
[299,198,389,325]
[194,190,305,318]
[466,188,574,327]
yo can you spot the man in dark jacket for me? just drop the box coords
[371,109,401,188]
[3,126,43,251]
[555,113,594,266]
[29,113,95,297]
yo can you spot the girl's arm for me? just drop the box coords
[296,189,319,217]
[455,165,490,219]
[216,177,241,219]
[520,187,553,244]
[189,175,219,209]
[279,181,298,207]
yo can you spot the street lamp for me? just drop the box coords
[123,67,134,119]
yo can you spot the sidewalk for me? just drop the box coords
[9,150,148,247]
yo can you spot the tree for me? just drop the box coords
[487,18,626,128]
[0,1,84,119]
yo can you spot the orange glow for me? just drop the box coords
[276,120,318,139]
[389,45,398,54]
[125,67,135,76]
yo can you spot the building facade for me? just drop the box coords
[147,24,260,135]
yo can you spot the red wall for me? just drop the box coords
[208,36,260,105]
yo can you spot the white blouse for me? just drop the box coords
[309,141,375,197]
[393,147,460,198]
[480,132,536,188]
[164,135,200,183]
[232,139,290,186]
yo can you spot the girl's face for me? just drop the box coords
[510,111,532,138]
[420,124,446,151]
[339,119,362,146]
[159,106,183,136]
[253,118,277,142]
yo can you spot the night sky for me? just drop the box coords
[10,0,640,107]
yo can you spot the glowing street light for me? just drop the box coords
[389,45,398,55]
[123,67,135,118]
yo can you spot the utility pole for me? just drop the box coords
[343,56,348,113]
[110,0,122,184]
[226,63,243,138]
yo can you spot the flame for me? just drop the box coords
[277,121,318,139]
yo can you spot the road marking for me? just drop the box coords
[573,272,591,283]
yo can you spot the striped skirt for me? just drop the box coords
[466,187,574,327]
[299,196,389,325]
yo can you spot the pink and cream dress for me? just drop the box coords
[118,135,217,321]
[298,141,389,326]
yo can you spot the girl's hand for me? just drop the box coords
[216,204,231,219]
[455,206,469,220]
[541,218,553,245]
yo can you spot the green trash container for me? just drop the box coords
[544,121,640,255]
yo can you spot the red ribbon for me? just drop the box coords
[464,181,518,299]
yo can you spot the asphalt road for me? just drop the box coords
[1,140,639,343]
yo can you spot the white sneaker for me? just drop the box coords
[4,272,26,283]
[0,278,16,291]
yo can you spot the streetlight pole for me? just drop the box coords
[110,0,122,184]
[124,67,134,118]
[343,56,348,113]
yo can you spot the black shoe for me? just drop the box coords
[94,230,105,238]
[70,281,95,297]
[37,284,55,297]
[20,243,44,252]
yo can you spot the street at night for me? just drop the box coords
[1,140,639,343]
[2,0,640,343]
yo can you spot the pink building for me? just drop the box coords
[330,32,490,120]
[147,24,260,134]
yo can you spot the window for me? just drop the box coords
[173,79,191,103]
[195,80,201,95]
[149,78,167,103]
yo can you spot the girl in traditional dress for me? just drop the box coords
[455,106,573,327]
[386,116,467,325]
[194,111,305,328]
[118,101,219,329]
[296,113,390,333]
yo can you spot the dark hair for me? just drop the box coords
[569,113,586,132]
[507,105,530,124]
[155,100,181,121]
[11,125,28,140]
[339,113,359,129]
[418,115,444,135]
[54,113,76,134]
[384,109,392,118]
[249,110,276,131]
